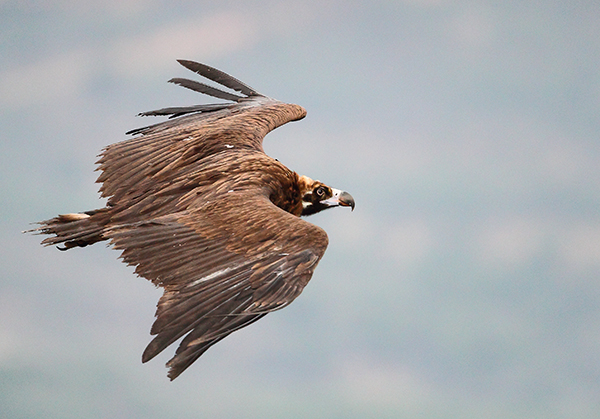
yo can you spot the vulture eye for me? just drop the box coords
[315,186,326,198]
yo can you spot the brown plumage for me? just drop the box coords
[30,60,355,380]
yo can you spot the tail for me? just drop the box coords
[28,211,107,250]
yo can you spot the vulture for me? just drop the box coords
[30,60,354,380]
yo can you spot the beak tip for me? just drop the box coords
[339,191,355,211]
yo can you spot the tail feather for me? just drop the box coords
[28,211,107,250]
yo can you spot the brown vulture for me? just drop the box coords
[30,60,355,380]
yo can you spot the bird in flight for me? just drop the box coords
[31,60,354,380]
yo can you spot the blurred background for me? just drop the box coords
[2,1,600,418]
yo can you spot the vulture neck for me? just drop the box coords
[267,168,304,217]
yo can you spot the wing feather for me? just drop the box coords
[176,59,259,97]
[107,191,328,380]
[134,103,231,121]
[168,77,245,101]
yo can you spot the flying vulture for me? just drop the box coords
[31,60,355,380]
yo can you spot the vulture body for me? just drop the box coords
[31,60,354,380]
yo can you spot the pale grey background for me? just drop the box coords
[2,1,600,418]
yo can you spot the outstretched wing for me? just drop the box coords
[92,60,321,379]
[108,190,328,380]
[96,60,306,205]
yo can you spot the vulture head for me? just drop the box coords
[298,175,355,216]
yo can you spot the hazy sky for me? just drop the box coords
[3,1,600,418]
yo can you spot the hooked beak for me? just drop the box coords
[325,189,355,211]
